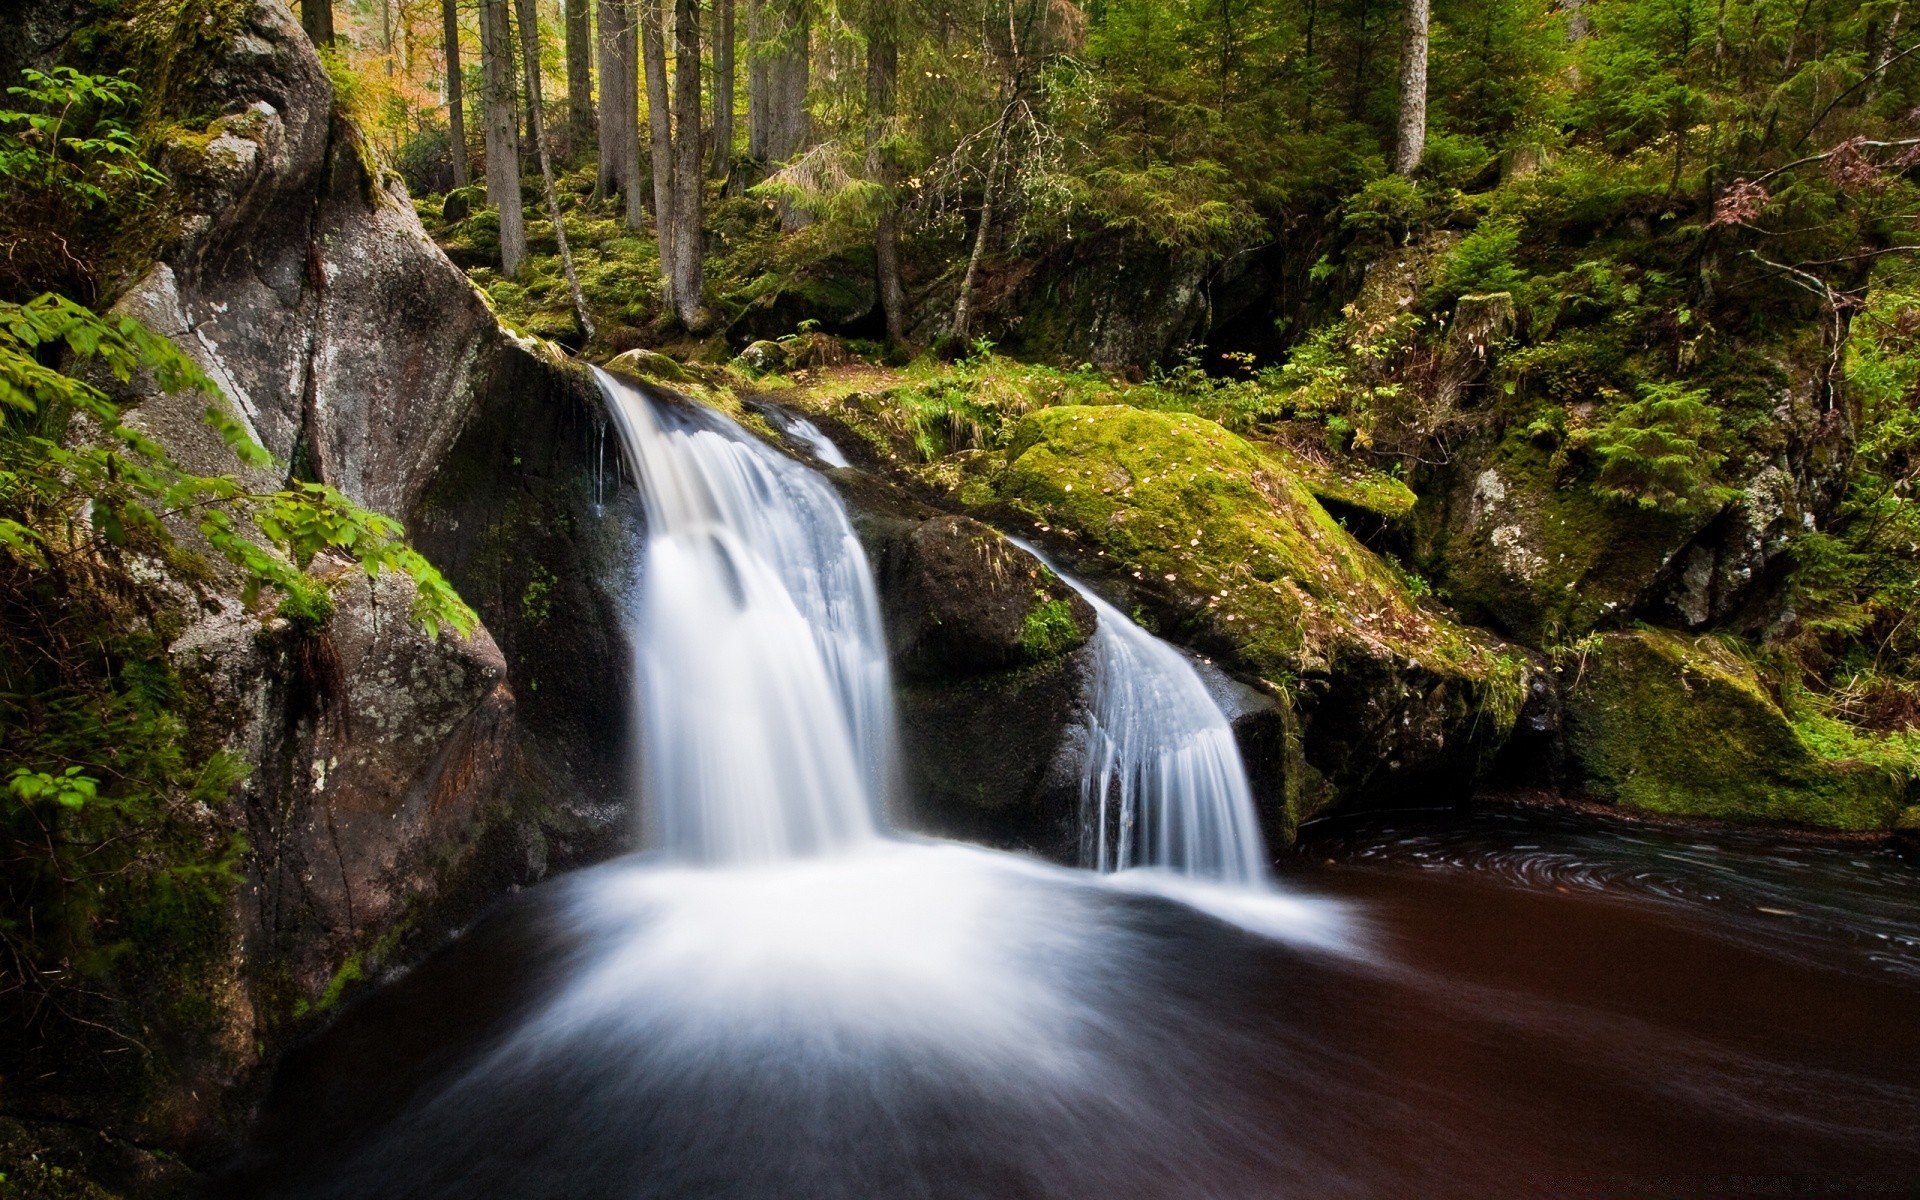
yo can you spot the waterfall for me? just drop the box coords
[1017,543,1269,886]
[594,367,895,864]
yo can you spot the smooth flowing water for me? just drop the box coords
[217,381,1920,1199]
[1016,540,1268,885]
[598,368,892,862]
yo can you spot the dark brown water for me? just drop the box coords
[219,809,1920,1199]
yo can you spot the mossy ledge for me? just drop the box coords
[1559,629,1909,831]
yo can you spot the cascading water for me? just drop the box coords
[1015,541,1270,887]
[217,372,1920,1200]
[595,367,893,862]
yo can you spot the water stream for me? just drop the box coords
[1015,539,1268,885]
[217,377,1920,1199]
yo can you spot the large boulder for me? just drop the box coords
[982,405,1532,832]
[1560,629,1908,831]
[1410,427,1708,645]
[833,474,1097,860]
[872,512,1095,681]
[1,1,616,1188]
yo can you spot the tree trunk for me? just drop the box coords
[479,0,527,276]
[444,0,469,187]
[709,0,735,179]
[1394,0,1430,176]
[762,0,810,228]
[301,0,335,45]
[746,0,769,160]
[951,104,1009,344]
[566,0,596,156]
[596,0,636,203]
[519,0,597,341]
[642,0,676,262]
[865,11,906,346]
[669,0,706,329]
[765,0,809,163]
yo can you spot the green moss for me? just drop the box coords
[1560,629,1907,831]
[1019,596,1083,662]
[1418,422,1702,644]
[1254,440,1417,520]
[604,348,693,385]
[991,405,1507,683]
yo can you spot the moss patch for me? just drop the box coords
[1019,596,1084,662]
[1560,629,1908,830]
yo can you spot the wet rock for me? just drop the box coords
[892,649,1095,863]
[873,513,1095,680]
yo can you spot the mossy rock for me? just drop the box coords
[1560,629,1907,831]
[603,348,693,385]
[1257,440,1418,522]
[985,405,1530,823]
[1414,426,1705,644]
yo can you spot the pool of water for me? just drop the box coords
[217,808,1920,1199]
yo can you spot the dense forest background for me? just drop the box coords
[291,0,1920,768]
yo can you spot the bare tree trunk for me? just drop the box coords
[642,0,676,266]
[444,0,469,187]
[1393,0,1430,176]
[762,0,810,227]
[709,0,734,179]
[479,0,528,276]
[746,0,769,160]
[865,9,906,345]
[596,0,636,203]
[302,0,336,45]
[765,0,810,162]
[566,0,596,156]
[669,0,706,328]
[951,104,1009,344]
[517,0,596,341]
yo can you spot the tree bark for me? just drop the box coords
[642,0,676,260]
[765,0,810,163]
[709,0,735,179]
[301,0,335,45]
[444,0,469,187]
[1394,0,1430,176]
[865,10,906,345]
[479,0,527,276]
[596,0,637,205]
[519,0,597,341]
[746,0,769,160]
[566,0,596,156]
[759,0,810,227]
[669,0,706,328]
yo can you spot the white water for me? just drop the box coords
[594,367,894,863]
[763,406,853,468]
[1016,542,1270,886]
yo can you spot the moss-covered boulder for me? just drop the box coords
[1560,629,1908,830]
[1412,428,1707,645]
[604,347,694,385]
[983,405,1531,828]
